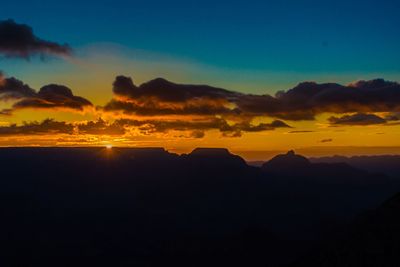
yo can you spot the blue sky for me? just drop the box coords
[1,0,400,93]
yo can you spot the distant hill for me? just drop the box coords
[262,150,388,185]
[262,150,311,172]
[310,155,400,178]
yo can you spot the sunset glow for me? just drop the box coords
[1,2,400,160]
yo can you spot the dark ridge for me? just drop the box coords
[262,150,391,186]
[310,154,400,177]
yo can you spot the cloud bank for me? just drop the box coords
[328,113,387,126]
[1,73,400,139]
[105,76,400,121]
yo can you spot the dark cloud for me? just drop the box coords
[320,138,333,143]
[289,130,314,133]
[0,117,289,138]
[0,75,92,112]
[112,76,239,103]
[0,109,12,116]
[0,119,125,136]
[104,98,237,116]
[266,79,400,120]
[385,113,400,121]
[328,113,387,126]
[190,130,205,138]
[13,84,92,111]
[77,118,125,135]
[0,119,73,135]
[104,76,269,117]
[219,120,291,137]
[105,76,240,116]
[117,118,290,137]
[105,76,400,121]
[0,19,71,59]
[0,76,36,100]
[117,118,229,134]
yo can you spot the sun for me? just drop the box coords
[106,145,113,150]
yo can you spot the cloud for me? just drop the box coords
[117,118,290,137]
[268,79,400,120]
[190,130,205,138]
[328,113,387,126]
[104,98,237,116]
[288,130,314,133]
[0,75,92,112]
[0,71,4,85]
[0,109,12,116]
[0,117,290,138]
[0,119,73,135]
[320,138,333,143]
[105,76,400,121]
[76,118,125,135]
[0,19,71,59]
[112,76,239,103]
[13,84,92,111]
[220,120,291,137]
[104,76,278,118]
[105,76,240,116]
[385,113,400,121]
[0,76,36,100]
[0,118,125,136]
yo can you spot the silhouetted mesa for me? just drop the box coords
[184,148,247,167]
[190,147,232,156]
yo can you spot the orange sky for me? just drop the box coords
[1,104,400,161]
[2,46,400,159]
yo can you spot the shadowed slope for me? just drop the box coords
[292,193,400,267]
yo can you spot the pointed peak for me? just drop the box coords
[262,150,310,172]
[286,150,296,156]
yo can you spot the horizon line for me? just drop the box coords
[1,145,400,161]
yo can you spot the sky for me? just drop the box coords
[1,0,400,159]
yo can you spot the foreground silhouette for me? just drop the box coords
[1,148,399,266]
[291,193,400,266]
